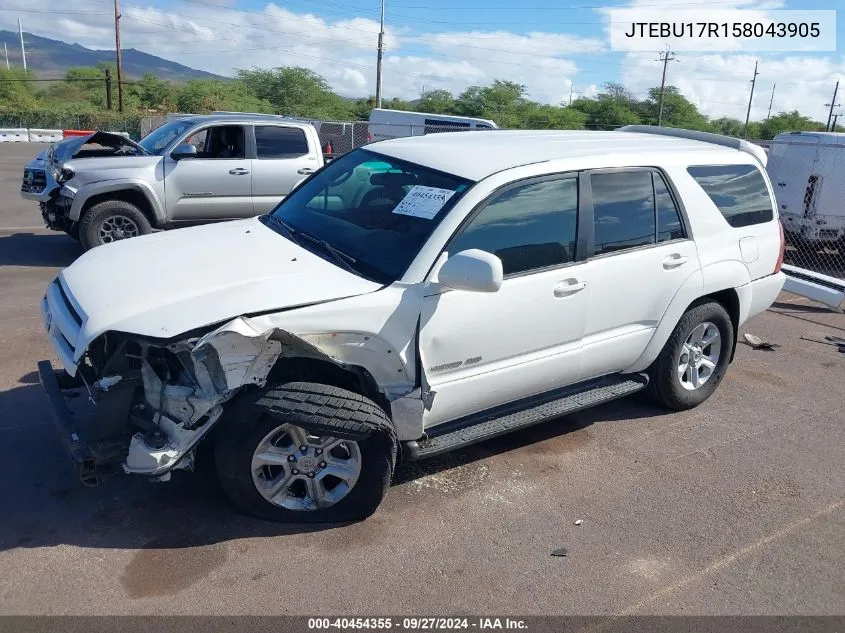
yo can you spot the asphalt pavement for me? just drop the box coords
[0,143,842,616]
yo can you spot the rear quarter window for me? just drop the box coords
[687,164,773,228]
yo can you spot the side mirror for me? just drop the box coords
[171,143,198,160]
[437,249,503,293]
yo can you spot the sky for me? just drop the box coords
[0,0,843,122]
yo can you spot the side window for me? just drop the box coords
[687,164,774,228]
[590,171,655,256]
[448,177,578,276]
[255,126,309,159]
[654,173,685,242]
[185,129,207,152]
[189,125,244,159]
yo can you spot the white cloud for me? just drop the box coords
[620,51,845,122]
[2,0,842,123]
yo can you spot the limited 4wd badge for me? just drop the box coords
[392,185,456,220]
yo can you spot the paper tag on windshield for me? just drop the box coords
[392,186,456,220]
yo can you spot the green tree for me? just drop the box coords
[759,110,826,139]
[643,86,709,130]
[236,67,353,118]
[175,79,273,114]
[0,67,38,108]
[416,89,455,114]
[129,73,174,111]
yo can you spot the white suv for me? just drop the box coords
[37,126,786,522]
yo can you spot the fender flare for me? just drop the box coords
[68,179,165,224]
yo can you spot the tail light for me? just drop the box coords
[774,220,785,273]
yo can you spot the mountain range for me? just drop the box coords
[0,29,221,81]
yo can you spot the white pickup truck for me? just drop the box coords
[38,126,785,523]
[21,114,323,250]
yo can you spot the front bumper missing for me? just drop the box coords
[37,360,131,486]
[40,190,74,232]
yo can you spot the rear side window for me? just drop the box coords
[590,171,656,255]
[654,173,685,242]
[449,177,578,276]
[687,164,773,228]
[255,126,309,159]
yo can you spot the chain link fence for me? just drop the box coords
[766,136,845,281]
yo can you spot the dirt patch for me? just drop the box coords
[729,367,789,388]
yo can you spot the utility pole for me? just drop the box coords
[833,113,840,132]
[18,18,26,74]
[766,82,776,121]
[656,47,677,126]
[3,42,9,70]
[374,0,384,109]
[825,80,839,131]
[569,83,573,106]
[105,68,113,110]
[743,60,759,139]
[114,0,125,112]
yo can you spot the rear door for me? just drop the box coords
[251,125,320,214]
[163,124,253,221]
[577,168,701,379]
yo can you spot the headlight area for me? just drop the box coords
[56,166,75,184]
[53,330,242,483]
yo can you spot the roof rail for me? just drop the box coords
[616,125,767,167]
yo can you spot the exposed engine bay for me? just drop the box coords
[40,315,412,485]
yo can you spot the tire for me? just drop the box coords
[647,301,734,410]
[79,199,152,250]
[214,382,397,523]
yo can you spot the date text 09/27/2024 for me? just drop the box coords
[307,618,528,630]
[623,22,820,38]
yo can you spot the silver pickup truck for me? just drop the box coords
[21,114,324,250]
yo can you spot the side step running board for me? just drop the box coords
[403,373,648,460]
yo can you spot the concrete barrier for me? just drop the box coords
[28,129,64,143]
[0,128,29,142]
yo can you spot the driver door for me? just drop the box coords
[163,124,254,221]
[419,174,590,429]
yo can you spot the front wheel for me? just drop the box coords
[79,199,152,250]
[214,382,397,523]
[647,301,734,410]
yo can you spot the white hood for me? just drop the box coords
[60,217,381,358]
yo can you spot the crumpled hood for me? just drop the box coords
[59,217,381,358]
[50,131,147,165]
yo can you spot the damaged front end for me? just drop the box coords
[38,318,282,485]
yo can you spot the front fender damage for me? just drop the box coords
[119,316,415,479]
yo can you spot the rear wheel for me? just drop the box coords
[79,199,152,250]
[647,301,734,410]
[214,382,397,523]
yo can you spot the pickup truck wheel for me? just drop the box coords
[79,200,151,250]
[647,301,734,410]
[214,382,397,523]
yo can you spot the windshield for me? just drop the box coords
[266,149,472,284]
[138,119,196,155]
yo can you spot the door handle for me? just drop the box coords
[297,168,315,175]
[663,254,688,269]
[553,280,586,297]
[228,168,250,175]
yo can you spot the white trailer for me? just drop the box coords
[766,131,845,251]
[368,109,497,142]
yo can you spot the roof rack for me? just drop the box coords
[616,125,767,167]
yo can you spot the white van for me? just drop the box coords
[766,131,845,252]
[368,108,498,142]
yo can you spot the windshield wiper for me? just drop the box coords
[295,231,360,276]
[263,215,302,245]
